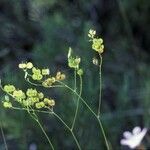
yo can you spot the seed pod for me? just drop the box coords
[92,57,99,66]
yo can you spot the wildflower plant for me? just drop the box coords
[0,29,110,150]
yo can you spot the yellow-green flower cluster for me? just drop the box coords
[88,29,104,54]
[32,67,43,80]
[13,90,26,102]
[42,69,50,75]
[67,47,83,76]
[42,77,56,87]
[19,62,33,69]
[3,85,25,103]
[44,98,55,107]
[42,71,66,87]
[4,85,16,93]
[3,101,12,108]
[2,85,55,109]
[18,62,50,81]
[55,72,66,81]
[2,95,12,108]
[68,48,80,69]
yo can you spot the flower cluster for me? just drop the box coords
[2,84,55,109]
[18,62,66,87]
[88,29,104,54]
[67,47,83,76]
[19,62,33,69]
[19,62,50,81]
[42,71,66,87]
[32,67,43,80]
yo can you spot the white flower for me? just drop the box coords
[120,126,147,149]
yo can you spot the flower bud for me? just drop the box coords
[3,102,12,108]
[42,69,50,75]
[26,62,33,69]
[19,63,27,69]
[77,69,83,76]
[92,58,99,65]
[4,85,16,93]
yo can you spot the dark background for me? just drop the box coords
[0,0,150,149]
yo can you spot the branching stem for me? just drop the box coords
[52,112,81,150]
[28,110,55,150]
[57,80,110,150]
[71,75,82,130]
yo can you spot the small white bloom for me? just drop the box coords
[120,126,147,149]
[68,47,72,58]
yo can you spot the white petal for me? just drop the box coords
[136,128,147,141]
[132,126,141,135]
[123,131,132,139]
[120,139,128,145]
[120,139,137,149]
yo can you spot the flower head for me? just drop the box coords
[13,90,26,99]
[26,62,33,69]
[77,69,83,76]
[19,63,27,69]
[56,72,66,80]
[88,29,104,54]
[42,69,50,75]
[88,29,96,38]
[31,67,43,80]
[19,62,33,69]
[26,89,38,97]
[120,126,147,149]
[4,85,16,93]
[42,77,56,87]
[3,101,12,108]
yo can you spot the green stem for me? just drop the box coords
[71,75,82,130]
[97,54,102,117]
[0,121,8,150]
[97,117,110,150]
[12,107,53,114]
[28,110,54,150]
[26,77,64,88]
[71,131,81,150]
[36,119,54,150]
[57,80,97,118]
[74,69,77,91]
[52,112,81,150]
[57,80,109,150]
[53,112,70,130]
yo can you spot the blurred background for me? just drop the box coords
[0,0,150,149]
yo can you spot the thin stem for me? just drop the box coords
[36,119,54,150]
[29,111,55,150]
[0,121,8,150]
[52,112,81,150]
[56,80,97,118]
[74,69,77,91]
[71,75,82,130]
[56,80,109,150]
[97,54,102,117]
[12,107,53,114]
[71,131,81,150]
[26,78,64,88]
[26,78,43,87]
[97,117,110,150]
[52,112,70,130]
